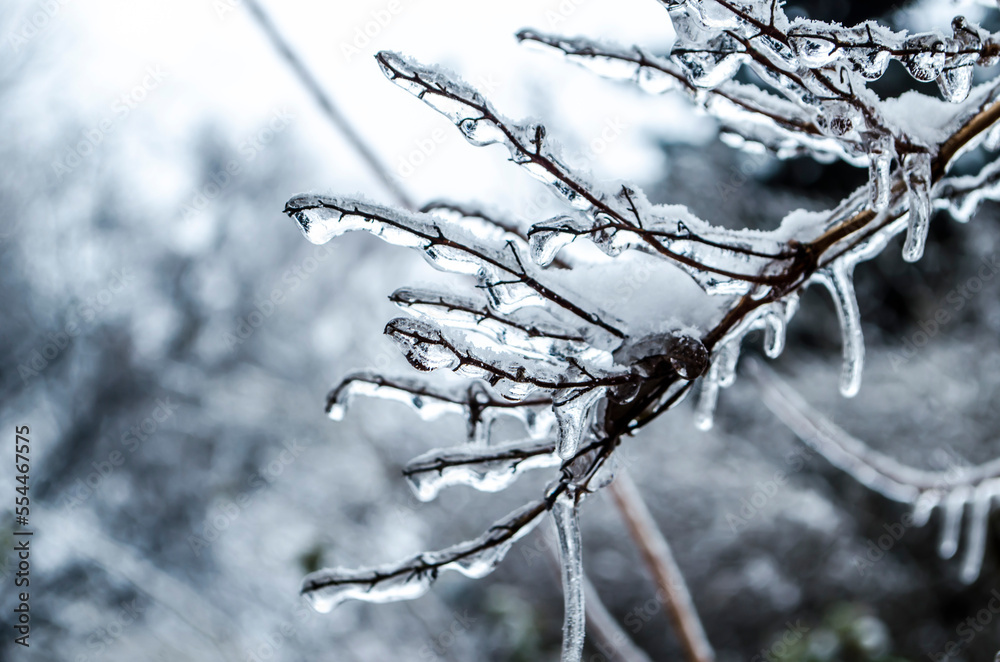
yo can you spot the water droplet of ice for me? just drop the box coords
[529,218,579,267]
[902,36,946,82]
[789,34,839,67]
[937,65,974,103]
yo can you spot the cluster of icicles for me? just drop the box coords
[285,1,1000,660]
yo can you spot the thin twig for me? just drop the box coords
[243,0,414,210]
[608,470,714,662]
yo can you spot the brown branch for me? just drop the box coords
[608,471,714,662]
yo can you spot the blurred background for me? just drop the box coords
[2,0,1000,659]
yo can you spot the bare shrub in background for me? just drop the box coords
[282,1,1000,659]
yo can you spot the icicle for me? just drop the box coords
[694,360,721,431]
[404,440,561,501]
[553,494,585,662]
[902,152,932,263]
[812,265,864,397]
[302,501,545,612]
[938,486,969,560]
[554,388,605,459]
[959,482,995,583]
[716,340,741,388]
[911,490,940,527]
[763,312,786,359]
[863,132,893,212]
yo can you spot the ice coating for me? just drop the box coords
[376,51,606,213]
[936,157,1000,223]
[384,317,635,403]
[326,371,467,422]
[284,194,626,338]
[284,0,1000,648]
[404,439,561,501]
[517,29,859,164]
[324,371,555,443]
[376,49,813,299]
[390,287,599,363]
[526,192,798,298]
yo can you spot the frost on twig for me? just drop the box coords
[284,0,1000,657]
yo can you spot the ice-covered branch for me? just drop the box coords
[517,30,856,163]
[301,500,548,611]
[750,359,1000,582]
[384,317,636,396]
[390,287,593,360]
[325,370,554,443]
[285,194,626,337]
[287,0,1000,654]
[376,51,803,293]
[403,439,560,501]
[553,494,586,662]
[420,200,572,269]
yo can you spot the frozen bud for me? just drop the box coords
[666,334,709,380]
[614,332,709,381]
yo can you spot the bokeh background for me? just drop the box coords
[3,0,1000,660]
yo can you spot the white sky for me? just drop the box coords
[9,0,716,217]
